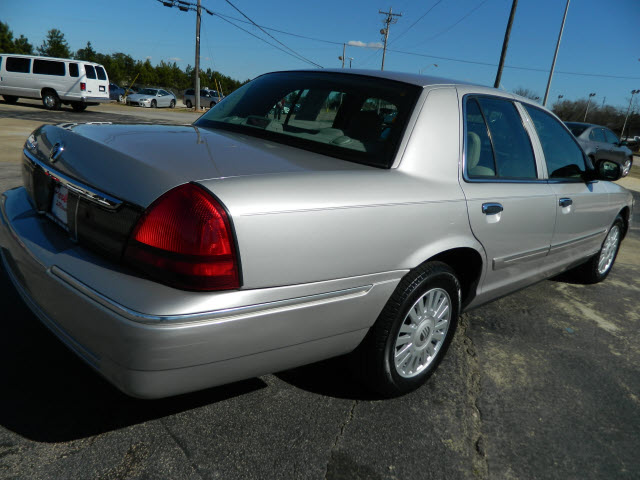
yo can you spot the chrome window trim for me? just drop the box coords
[23,149,122,210]
[461,93,542,184]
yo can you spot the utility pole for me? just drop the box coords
[621,89,640,140]
[339,43,345,68]
[584,93,596,122]
[195,0,201,110]
[542,0,570,106]
[379,7,402,71]
[494,0,518,88]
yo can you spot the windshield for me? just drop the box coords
[194,71,422,168]
[565,123,588,137]
[138,88,158,95]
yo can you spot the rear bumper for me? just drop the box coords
[59,95,110,104]
[0,187,402,398]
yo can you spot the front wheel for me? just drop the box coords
[210,101,216,108]
[150,100,157,108]
[186,99,192,109]
[352,261,460,397]
[622,157,632,177]
[42,90,60,110]
[566,215,624,284]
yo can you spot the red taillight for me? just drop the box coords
[80,82,86,91]
[124,183,240,291]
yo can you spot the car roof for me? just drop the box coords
[0,53,104,66]
[268,68,482,88]
[565,121,596,127]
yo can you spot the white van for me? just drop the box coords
[0,54,110,112]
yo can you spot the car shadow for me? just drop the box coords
[0,263,266,443]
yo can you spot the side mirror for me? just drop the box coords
[596,159,622,181]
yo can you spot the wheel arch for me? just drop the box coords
[40,87,58,98]
[619,206,631,238]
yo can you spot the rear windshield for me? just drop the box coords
[565,123,588,137]
[195,72,422,168]
[95,66,107,80]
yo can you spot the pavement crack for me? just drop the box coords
[324,399,358,480]
[161,420,207,480]
[459,313,489,479]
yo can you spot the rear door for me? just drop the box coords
[460,95,556,300]
[83,64,109,99]
[522,105,615,271]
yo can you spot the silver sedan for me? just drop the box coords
[0,70,633,399]
[126,88,176,108]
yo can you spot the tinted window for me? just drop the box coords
[84,65,96,79]
[68,63,79,77]
[6,57,31,73]
[524,105,586,180]
[185,89,194,95]
[195,72,421,168]
[603,129,619,144]
[95,66,107,80]
[33,59,65,76]
[566,123,588,137]
[465,99,496,177]
[589,128,606,142]
[475,97,537,179]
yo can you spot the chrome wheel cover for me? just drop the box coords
[394,287,451,378]
[44,95,55,108]
[622,159,632,177]
[597,224,620,275]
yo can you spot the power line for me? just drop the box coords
[417,0,491,46]
[211,13,322,68]
[390,0,445,46]
[220,0,323,68]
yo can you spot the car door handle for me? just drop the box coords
[482,203,503,215]
[559,198,573,207]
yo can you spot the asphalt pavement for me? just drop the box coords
[0,99,639,480]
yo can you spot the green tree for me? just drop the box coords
[13,35,33,54]
[75,41,97,62]
[0,21,32,54]
[37,28,71,58]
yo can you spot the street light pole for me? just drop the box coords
[583,93,596,122]
[195,0,201,111]
[542,0,570,106]
[621,89,640,140]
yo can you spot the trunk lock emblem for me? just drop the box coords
[50,143,64,163]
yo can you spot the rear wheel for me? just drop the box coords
[566,215,624,284]
[2,95,18,104]
[170,99,176,108]
[186,99,192,109]
[352,261,460,397]
[42,90,60,110]
[71,102,87,112]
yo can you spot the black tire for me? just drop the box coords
[186,99,192,109]
[71,102,87,112]
[565,215,624,284]
[351,261,460,397]
[210,101,216,108]
[42,90,60,110]
[151,100,157,108]
[170,99,176,108]
[3,95,18,104]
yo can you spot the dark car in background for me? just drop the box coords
[565,122,633,177]
[109,83,125,102]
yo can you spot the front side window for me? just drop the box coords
[95,66,107,80]
[464,96,537,179]
[524,105,586,180]
[84,65,96,79]
[33,59,65,76]
[6,57,31,73]
[603,129,619,144]
[195,72,422,168]
[68,63,79,77]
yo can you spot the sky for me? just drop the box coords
[1,0,639,108]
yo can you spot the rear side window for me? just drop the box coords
[84,65,96,79]
[589,128,606,142]
[95,66,107,80]
[68,63,79,77]
[33,59,65,76]
[6,57,31,73]
[603,129,619,144]
[524,105,586,180]
[465,96,537,179]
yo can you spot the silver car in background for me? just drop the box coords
[565,122,634,176]
[126,87,176,108]
[0,70,633,399]
[183,88,221,109]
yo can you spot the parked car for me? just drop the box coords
[0,70,633,399]
[109,83,125,102]
[126,88,176,108]
[0,53,110,111]
[183,88,221,109]
[565,122,633,177]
